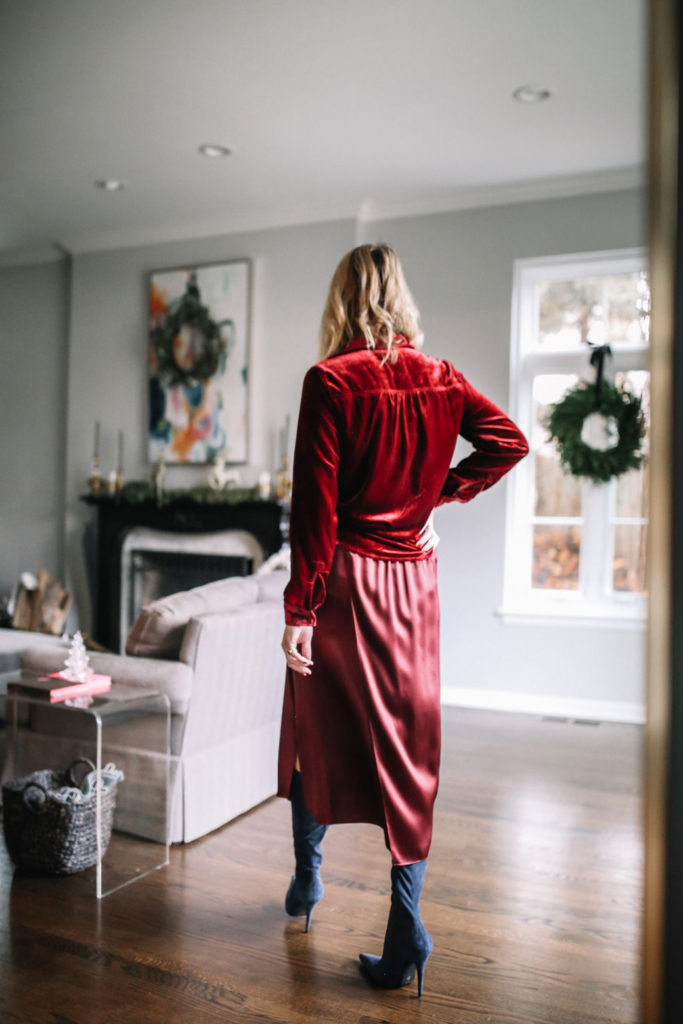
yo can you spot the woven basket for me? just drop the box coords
[2,758,119,875]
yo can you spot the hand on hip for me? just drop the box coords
[417,511,440,552]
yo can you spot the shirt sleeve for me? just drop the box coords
[436,374,529,505]
[283,365,341,627]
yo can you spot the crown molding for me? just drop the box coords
[360,165,646,224]
[0,165,645,266]
[0,243,67,269]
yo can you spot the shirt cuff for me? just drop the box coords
[284,605,317,627]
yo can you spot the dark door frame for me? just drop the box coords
[644,0,681,1020]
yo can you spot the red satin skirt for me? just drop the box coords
[277,542,441,865]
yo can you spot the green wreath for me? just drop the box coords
[151,282,229,388]
[545,380,646,484]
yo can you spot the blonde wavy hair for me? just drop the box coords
[319,244,423,365]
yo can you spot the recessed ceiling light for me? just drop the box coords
[198,143,232,158]
[95,178,125,191]
[513,85,552,104]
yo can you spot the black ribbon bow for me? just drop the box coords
[588,343,612,410]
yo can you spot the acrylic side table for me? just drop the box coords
[0,671,170,898]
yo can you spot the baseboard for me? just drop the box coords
[440,686,645,724]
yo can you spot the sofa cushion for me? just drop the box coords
[126,575,260,659]
[255,568,288,604]
[20,645,194,716]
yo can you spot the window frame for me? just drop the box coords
[501,247,648,628]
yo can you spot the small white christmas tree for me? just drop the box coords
[62,631,91,682]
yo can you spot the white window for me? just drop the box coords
[502,248,649,626]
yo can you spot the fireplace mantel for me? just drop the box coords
[82,495,286,650]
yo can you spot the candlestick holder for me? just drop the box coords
[276,454,292,501]
[89,456,101,498]
[117,431,124,492]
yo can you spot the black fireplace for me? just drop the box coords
[126,548,254,637]
[82,496,286,651]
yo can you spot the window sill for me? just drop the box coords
[497,598,647,629]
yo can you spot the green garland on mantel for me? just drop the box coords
[545,380,646,484]
[116,481,259,506]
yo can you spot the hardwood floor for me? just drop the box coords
[0,707,643,1024]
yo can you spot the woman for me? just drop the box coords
[278,244,528,995]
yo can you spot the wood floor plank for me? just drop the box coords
[0,707,642,1023]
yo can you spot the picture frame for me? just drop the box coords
[148,258,251,465]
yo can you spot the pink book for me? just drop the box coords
[9,672,113,703]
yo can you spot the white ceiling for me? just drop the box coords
[0,0,646,262]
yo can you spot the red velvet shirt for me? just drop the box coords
[283,336,529,627]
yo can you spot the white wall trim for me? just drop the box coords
[441,686,645,724]
[496,606,647,629]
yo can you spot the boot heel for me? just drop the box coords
[285,873,323,930]
[416,958,426,997]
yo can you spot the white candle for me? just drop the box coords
[258,471,271,499]
[94,421,100,460]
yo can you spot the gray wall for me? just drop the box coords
[365,188,646,716]
[64,219,357,629]
[0,257,68,596]
[1,187,646,717]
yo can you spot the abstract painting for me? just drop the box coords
[148,259,250,464]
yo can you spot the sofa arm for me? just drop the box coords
[20,646,193,716]
[179,601,285,754]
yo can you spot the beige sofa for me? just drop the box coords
[0,627,69,672]
[18,568,288,844]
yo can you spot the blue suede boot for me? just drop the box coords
[284,770,328,932]
[359,859,433,996]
